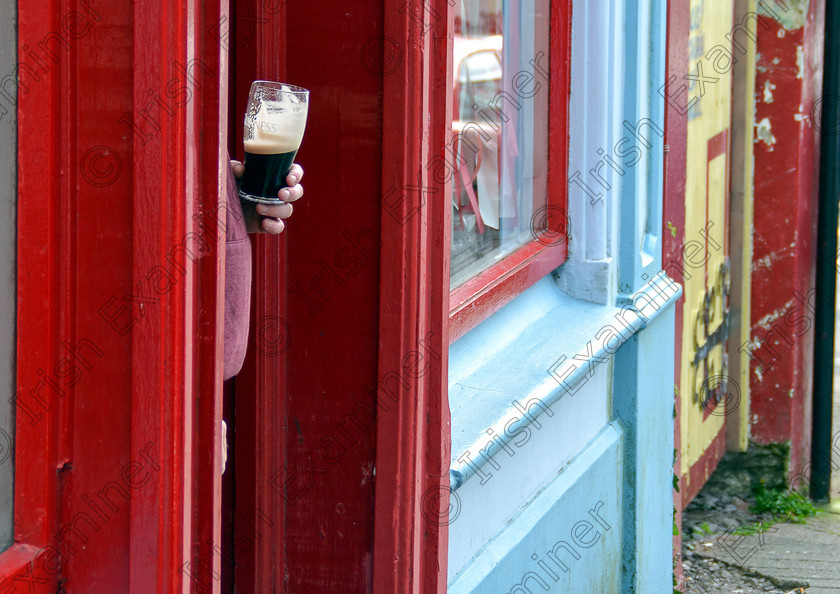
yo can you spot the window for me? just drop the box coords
[448,0,569,340]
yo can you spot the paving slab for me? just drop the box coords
[693,509,840,591]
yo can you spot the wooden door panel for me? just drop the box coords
[8,1,226,590]
[679,0,734,505]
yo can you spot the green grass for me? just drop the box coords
[731,483,820,535]
[750,483,820,523]
[732,520,775,536]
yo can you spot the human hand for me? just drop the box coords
[232,161,304,234]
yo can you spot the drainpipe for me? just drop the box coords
[811,0,840,501]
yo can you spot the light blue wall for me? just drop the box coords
[613,0,672,590]
[449,426,623,594]
[613,276,678,592]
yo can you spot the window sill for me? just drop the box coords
[448,271,681,490]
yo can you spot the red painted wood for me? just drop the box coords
[372,1,452,591]
[448,0,571,339]
[749,4,823,476]
[680,426,727,509]
[64,0,136,587]
[10,0,226,591]
[11,1,63,588]
[227,1,289,591]
[9,1,132,590]
[191,4,228,594]
[229,0,387,590]
[663,4,689,590]
[128,3,187,590]
[0,545,49,593]
[125,2,226,591]
[450,242,566,342]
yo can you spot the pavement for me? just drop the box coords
[692,502,840,592]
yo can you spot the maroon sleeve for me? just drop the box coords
[223,159,252,380]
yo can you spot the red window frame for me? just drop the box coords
[448,0,572,343]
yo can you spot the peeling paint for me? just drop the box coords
[754,299,795,330]
[753,249,789,271]
[763,80,776,103]
[755,254,773,269]
[758,0,808,31]
[756,117,776,149]
[796,46,804,79]
[746,336,766,382]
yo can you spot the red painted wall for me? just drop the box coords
[749,1,824,475]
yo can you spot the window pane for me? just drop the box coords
[450,0,550,288]
[0,0,15,552]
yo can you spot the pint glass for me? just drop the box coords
[239,81,309,204]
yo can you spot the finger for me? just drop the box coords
[286,164,304,186]
[256,203,293,219]
[231,160,244,178]
[278,184,304,203]
[260,217,285,234]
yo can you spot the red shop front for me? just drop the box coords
[2,0,569,591]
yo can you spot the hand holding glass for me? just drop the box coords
[239,81,309,204]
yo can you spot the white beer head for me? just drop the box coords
[244,85,309,155]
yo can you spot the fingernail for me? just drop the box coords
[282,189,291,200]
[289,175,298,184]
[256,205,266,214]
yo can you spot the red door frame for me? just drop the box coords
[372,0,453,591]
[127,1,227,590]
[5,1,226,591]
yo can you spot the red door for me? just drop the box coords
[4,0,227,590]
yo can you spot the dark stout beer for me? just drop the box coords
[240,147,299,201]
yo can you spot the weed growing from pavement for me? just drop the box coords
[732,482,820,536]
[697,522,714,536]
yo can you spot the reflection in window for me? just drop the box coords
[450,0,549,288]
